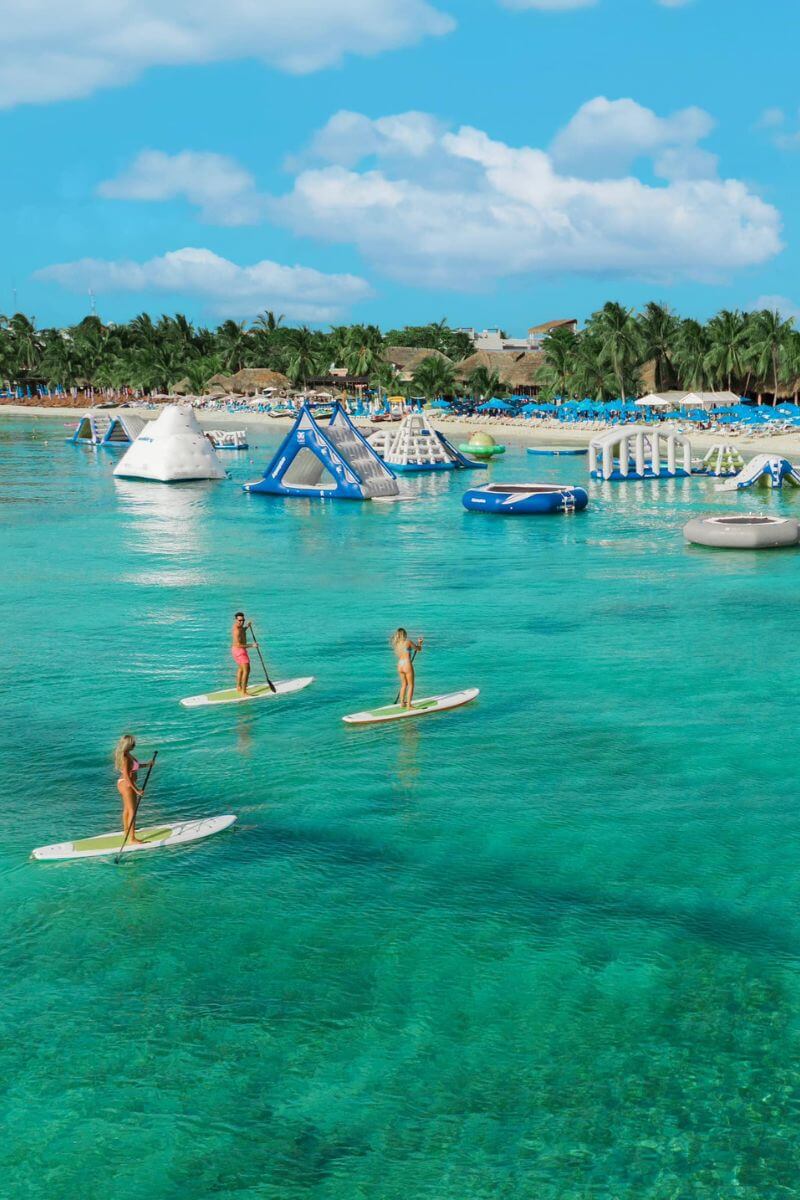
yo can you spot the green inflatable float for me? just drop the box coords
[457,431,506,459]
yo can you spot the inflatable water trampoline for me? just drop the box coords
[527,446,588,457]
[462,483,588,515]
[683,514,800,549]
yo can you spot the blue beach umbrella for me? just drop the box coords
[476,398,514,413]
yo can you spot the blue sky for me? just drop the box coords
[2,0,799,332]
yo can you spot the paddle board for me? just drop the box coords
[343,687,479,725]
[180,676,314,708]
[31,815,237,861]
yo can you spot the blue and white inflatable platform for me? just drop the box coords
[462,482,588,515]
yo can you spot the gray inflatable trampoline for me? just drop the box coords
[683,514,800,549]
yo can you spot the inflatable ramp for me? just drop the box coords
[716,454,800,492]
[244,403,399,500]
[68,412,146,446]
[368,412,484,472]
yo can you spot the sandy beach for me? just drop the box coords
[4,402,799,459]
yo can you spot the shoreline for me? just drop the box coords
[3,403,799,457]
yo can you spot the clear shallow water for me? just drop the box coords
[3,416,800,1198]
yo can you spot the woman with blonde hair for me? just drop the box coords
[114,734,154,846]
[390,628,424,709]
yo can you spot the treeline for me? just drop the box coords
[1,302,797,400]
[537,302,800,402]
[0,311,473,394]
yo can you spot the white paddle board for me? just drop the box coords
[180,676,314,708]
[343,687,479,725]
[32,815,237,861]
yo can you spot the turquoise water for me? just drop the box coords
[3,415,800,1198]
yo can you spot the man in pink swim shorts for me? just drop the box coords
[231,611,257,695]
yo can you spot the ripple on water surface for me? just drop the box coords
[2,417,800,1199]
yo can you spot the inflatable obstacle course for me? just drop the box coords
[589,426,691,480]
[697,443,744,478]
[114,406,226,483]
[716,454,800,492]
[368,411,484,472]
[244,403,399,500]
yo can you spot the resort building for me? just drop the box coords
[457,319,577,354]
[382,346,453,382]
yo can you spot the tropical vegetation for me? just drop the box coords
[0,303,798,401]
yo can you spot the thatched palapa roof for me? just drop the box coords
[226,368,291,393]
[455,350,544,390]
[382,346,452,380]
[170,377,192,395]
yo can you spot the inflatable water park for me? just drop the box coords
[684,514,800,549]
[68,411,146,447]
[367,411,483,472]
[244,402,399,500]
[458,431,505,460]
[462,483,588,515]
[696,443,744,478]
[114,405,226,483]
[589,426,692,481]
[716,454,800,492]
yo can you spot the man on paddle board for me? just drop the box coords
[231,611,258,695]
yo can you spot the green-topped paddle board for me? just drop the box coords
[343,687,479,725]
[180,676,314,708]
[31,815,237,861]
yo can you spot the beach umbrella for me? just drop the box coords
[429,398,452,410]
[476,398,514,413]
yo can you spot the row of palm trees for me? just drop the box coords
[1,303,797,401]
[536,302,800,403]
[0,311,475,395]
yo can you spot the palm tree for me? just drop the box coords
[591,302,642,401]
[673,320,711,390]
[537,326,577,401]
[748,308,794,402]
[215,320,249,373]
[344,325,383,376]
[411,355,456,402]
[468,365,505,401]
[568,334,617,402]
[369,360,397,404]
[285,326,320,389]
[704,309,748,392]
[637,302,679,392]
[253,310,284,333]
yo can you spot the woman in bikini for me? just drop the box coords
[114,734,154,846]
[391,628,424,709]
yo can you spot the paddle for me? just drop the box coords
[115,750,158,864]
[248,621,276,693]
[394,646,419,704]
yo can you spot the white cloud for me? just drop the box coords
[500,0,689,7]
[98,151,267,226]
[500,0,597,10]
[749,295,800,321]
[758,107,786,129]
[0,0,455,108]
[35,247,372,320]
[270,104,781,288]
[551,96,716,178]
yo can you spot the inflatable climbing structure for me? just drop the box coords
[114,406,226,482]
[367,412,483,472]
[244,402,399,500]
[717,454,800,492]
[68,412,146,447]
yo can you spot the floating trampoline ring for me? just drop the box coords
[683,514,800,549]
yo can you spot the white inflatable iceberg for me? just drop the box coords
[114,406,226,483]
